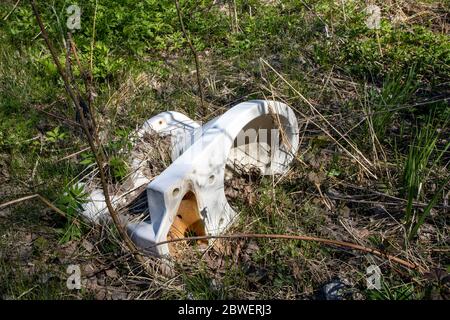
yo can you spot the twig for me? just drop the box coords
[30,135,43,181]
[16,285,38,299]
[175,0,205,114]
[299,0,328,28]
[151,233,424,273]
[30,0,149,271]
[88,0,98,107]
[0,194,39,209]
[2,0,20,20]
[0,193,86,227]
[36,194,68,219]
[55,146,90,163]
[66,33,99,137]
[36,108,82,128]
[339,182,450,209]
[260,58,377,179]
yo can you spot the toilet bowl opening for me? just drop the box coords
[167,191,207,255]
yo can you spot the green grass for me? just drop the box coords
[367,281,416,300]
[403,115,450,240]
[370,67,418,140]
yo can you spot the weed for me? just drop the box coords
[367,281,416,300]
[403,115,450,240]
[370,68,418,140]
[45,126,67,143]
[183,272,227,300]
[56,184,88,243]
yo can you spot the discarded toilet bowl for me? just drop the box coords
[82,100,299,257]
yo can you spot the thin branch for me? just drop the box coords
[67,33,99,137]
[151,233,425,273]
[0,194,39,209]
[29,0,149,270]
[2,0,20,20]
[36,194,69,219]
[175,0,205,114]
[36,108,82,128]
[55,146,90,163]
[260,58,377,179]
[0,193,87,227]
[88,0,98,109]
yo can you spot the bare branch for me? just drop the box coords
[152,233,425,273]
[175,0,205,114]
[29,0,150,271]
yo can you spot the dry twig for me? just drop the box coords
[152,233,425,273]
[175,0,205,113]
[29,0,151,273]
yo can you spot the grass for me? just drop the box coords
[370,67,418,141]
[367,281,416,300]
[402,115,450,240]
[0,0,449,300]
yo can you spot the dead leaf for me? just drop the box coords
[95,289,107,300]
[82,240,94,253]
[308,172,320,185]
[105,269,118,279]
[110,291,128,300]
[354,228,370,239]
[245,241,259,254]
[340,206,350,218]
